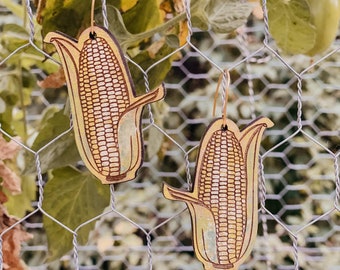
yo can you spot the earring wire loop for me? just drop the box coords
[91,0,96,35]
[213,69,230,128]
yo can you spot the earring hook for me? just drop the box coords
[213,69,230,129]
[90,0,96,37]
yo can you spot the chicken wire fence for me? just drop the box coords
[0,0,340,269]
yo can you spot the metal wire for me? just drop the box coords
[0,0,339,269]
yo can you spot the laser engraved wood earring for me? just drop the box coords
[44,0,165,184]
[163,70,273,270]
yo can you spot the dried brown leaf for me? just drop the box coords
[0,161,21,194]
[0,203,32,270]
[160,0,173,13]
[252,2,263,20]
[179,20,189,46]
[37,67,66,89]
[35,0,46,24]
[173,0,184,13]
[0,190,8,204]
[0,136,20,160]
[147,39,166,58]
[0,136,21,194]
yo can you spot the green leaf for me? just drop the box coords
[165,34,181,48]
[104,0,250,51]
[43,166,110,261]
[103,5,186,50]
[31,108,70,150]
[0,0,26,21]
[146,127,164,158]
[267,0,317,54]
[191,0,253,33]
[1,24,29,53]
[0,74,20,135]
[122,0,162,34]
[129,43,174,94]
[23,108,80,174]
[39,0,89,38]
[103,5,166,50]
[38,0,119,39]
[0,23,55,73]
[0,98,5,114]
[101,5,134,46]
[4,175,37,218]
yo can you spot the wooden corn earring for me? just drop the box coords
[44,0,165,184]
[163,70,273,270]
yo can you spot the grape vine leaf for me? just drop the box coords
[23,108,80,174]
[37,0,160,40]
[43,166,110,261]
[128,42,176,94]
[191,0,253,33]
[122,0,162,34]
[267,0,317,54]
[37,0,93,38]
[101,5,169,50]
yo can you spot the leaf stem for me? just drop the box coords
[120,2,200,48]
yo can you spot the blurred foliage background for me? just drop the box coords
[0,0,339,269]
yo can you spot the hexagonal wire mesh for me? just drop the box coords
[0,0,340,269]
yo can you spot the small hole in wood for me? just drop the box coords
[221,125,228,131]
[89,31,97,40]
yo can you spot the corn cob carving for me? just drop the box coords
[163,117,273,270]
[45,26,165,184]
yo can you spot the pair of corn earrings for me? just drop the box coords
[45,2,273,269]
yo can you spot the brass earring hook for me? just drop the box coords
[90,0,96,37]
[213,69,230,129]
